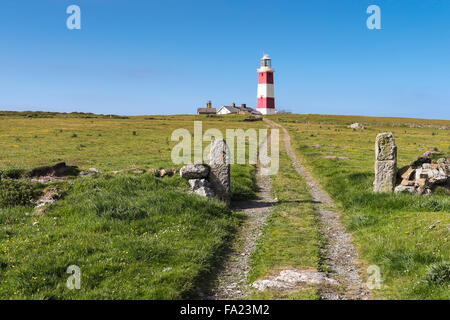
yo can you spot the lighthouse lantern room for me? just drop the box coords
[257,54,276,115]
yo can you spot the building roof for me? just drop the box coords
[197,107,216,114]
[219,106,240,113]
[241,106,255,112]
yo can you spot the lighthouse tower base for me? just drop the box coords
[256,108,277,115]
[258,108,276,115]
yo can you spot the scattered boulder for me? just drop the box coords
[35,186,61,214]
[186,178,215,197]
[312,144,321,148]
[179,139,230,203]
[251,269,337,292]
[179,164,210,179]
[394,154,449,195]
[159,169,167,178]
[188,178,209,190]
[398,166,415,180]
[394,185,415,194]
[193,186,215,197]
[349,123,365,130]
[79,167,102,176]
[111,167,147,175]
[373,133,397,193]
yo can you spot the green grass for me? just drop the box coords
[0,174,240,299]
[0,112,266,299]
[0,113,265,172]
[2,111,449,299]
[230,164,257,201]
[270,114,450,299]
[247,141,323,300]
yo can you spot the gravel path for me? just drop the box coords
[265,119,370,300]
[207,166,275,299]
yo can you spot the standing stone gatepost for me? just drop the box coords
[374,132,397,193]
[208,139,231,204]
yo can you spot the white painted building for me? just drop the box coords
[217,105,240,115]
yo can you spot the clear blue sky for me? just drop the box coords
[0,0,449,119]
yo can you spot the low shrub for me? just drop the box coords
[426,261,450,285]
[0,179,42,207]
[0,168,25,179]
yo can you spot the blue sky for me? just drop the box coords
[0,0,449,119]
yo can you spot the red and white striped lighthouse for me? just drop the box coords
[257,54,276,115]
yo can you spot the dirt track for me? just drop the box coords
[208,166,275,299]
[265,118,369,300]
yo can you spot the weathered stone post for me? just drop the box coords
[374,132,397,193]
[208,139,231,203]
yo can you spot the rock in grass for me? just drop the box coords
[179,164,210,179]
[80,167,102,176]
[374,132,397,193]
[374,160,397,192]
[394,185,415,194]
[398,166,415,180]
[193,186,215,197]
[375,132,397,162]
[349,123,365,130]
[208,139,230,204]
[400,179,415,186]
[188,179,210,190]
[187,179,215,198]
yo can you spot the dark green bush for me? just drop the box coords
[426,261,450,285]
[0,168,25,179]
[0,179,42,207]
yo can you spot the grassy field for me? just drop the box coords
[0,112,265,171]
[270,114,450,299]
[1,111,449,299]
[0,112,264,299]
